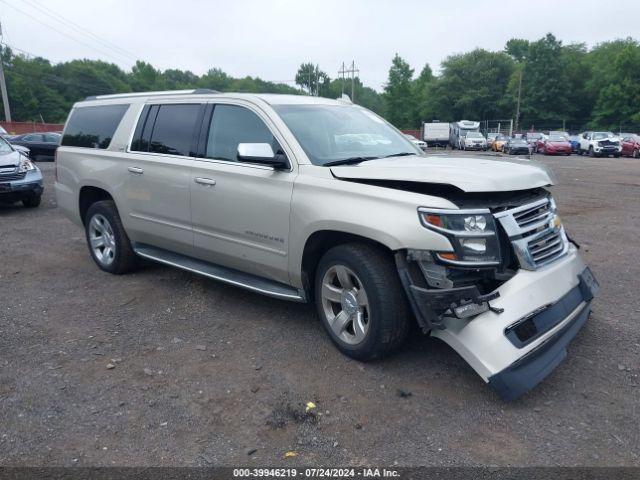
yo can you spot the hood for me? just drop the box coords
[547,141,570,146]
[330,155,554,193]
[0,150,23,168]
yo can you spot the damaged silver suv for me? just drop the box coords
[55,90,598,400]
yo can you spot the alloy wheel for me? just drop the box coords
[320,265,370,345]
[89,213,116,266]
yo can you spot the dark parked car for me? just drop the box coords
[9,132,61,160]
[0,136,44,207]
[524,132,544,152]
[537,134,572,156]
[621,134,640,158]
[503,138,531,155]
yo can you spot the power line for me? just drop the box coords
[0,0,134,67]
[18,0,139,62]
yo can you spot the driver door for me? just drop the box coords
[189,102,296,285]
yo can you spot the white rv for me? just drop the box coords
[450,120,481,149]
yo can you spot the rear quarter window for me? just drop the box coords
[61,104,129,149]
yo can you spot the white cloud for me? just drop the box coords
[1,0,638,90]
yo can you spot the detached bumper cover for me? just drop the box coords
[488,301,591,400]
[429,246,596,400]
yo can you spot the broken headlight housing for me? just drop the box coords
[418,208,501,267]
[17,156,36,173]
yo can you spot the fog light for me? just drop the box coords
[460,237,487,253]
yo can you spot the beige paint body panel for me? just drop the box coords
[54,91,587,395]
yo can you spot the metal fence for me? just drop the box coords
[0,121,64,135]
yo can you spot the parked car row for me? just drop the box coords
[488,130,639,158]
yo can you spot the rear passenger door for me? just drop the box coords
[189,102,295,285]
[125,103,204,255]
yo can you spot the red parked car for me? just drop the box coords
[621,134,640,158]
[537,134,572,156]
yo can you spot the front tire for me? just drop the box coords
[85,200,138,274]
[22,194,41,208]
[314,243,410,361]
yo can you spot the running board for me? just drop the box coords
[133,243,306,302]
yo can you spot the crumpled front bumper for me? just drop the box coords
[0,168,44,202]
[427,245,595,400]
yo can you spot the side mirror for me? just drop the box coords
[237,143,289,169]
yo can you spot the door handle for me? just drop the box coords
[195,177,216,186]
[128,166,144,174]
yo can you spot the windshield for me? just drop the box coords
[512,139,528,144]
[0,136,14,154]
[549,135,567,142]
[466,132,484,138]
[273,104,420,166]
[496,134,508,140]
[593,132,614,140]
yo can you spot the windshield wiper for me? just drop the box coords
[381,152,418,158]
[323,156,379,167]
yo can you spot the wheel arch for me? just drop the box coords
[299,229,395,301]
[78,185,115,225]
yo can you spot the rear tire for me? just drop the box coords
[85,200,138,274]
[314,243,410,361]
[22,194,41,208]
[634,149,640,159]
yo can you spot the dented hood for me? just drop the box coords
[330,155,554,192]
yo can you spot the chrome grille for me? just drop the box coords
[0,167,25,181]
[494,197,569,270]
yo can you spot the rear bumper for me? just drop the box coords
[428,245,595,399]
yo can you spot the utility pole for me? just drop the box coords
[350,60,359,102]
[0,22,12,122]
[338,62,346,96]
[338,61,359,101]
[514,69,522,132]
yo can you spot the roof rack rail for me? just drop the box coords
[83,89,221,101]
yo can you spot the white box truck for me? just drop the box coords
[422,121,450,148]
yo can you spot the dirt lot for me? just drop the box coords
[1,152,639,467]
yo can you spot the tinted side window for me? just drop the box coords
[206,105,278,161]
[147,104,200,156]
[61,104,129,149]
[44,134,60,143]
[24,134,44,141]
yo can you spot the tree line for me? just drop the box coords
[1,32,639,132]
[384,34,640,131]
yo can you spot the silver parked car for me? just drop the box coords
[55,90,598,400]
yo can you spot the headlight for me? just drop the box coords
[418,208,501,266]
[18,156,35,173]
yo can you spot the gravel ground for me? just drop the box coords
[0,153,638,467]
